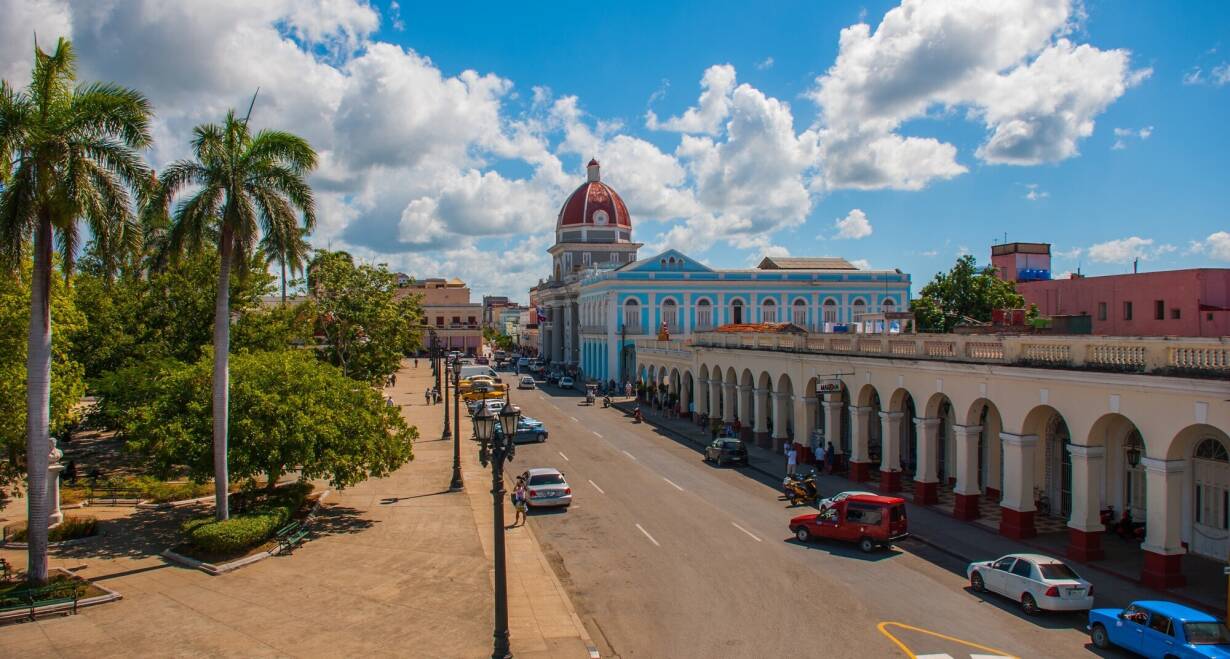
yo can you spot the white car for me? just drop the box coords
[818,490,876,512]
[966,553,1094,614]
[558,376,574,388]
[485,399,505,415]
[519,468,572,508]
[518,376,536,389]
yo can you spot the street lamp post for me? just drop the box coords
[472,402,520,659]
[440,340,451,441]
[449,359,465,491]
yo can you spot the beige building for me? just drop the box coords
[634,328,1230,589]
[400,278,483,354]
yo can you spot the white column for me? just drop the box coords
[1141,458,1186,557]
[708,378,722,419]
[794,395,815,448]
[771,392,790,446]
[879,411,904,474]
[999,432,1038,513]
[849,406,873,464]
[680,376,691,415]
[1066,444,1106,532]
[722,382,737,423]
[753,388,769,434]
[823,399,843,455]
[695,378,709,417]
[737,385,752,425]
[952,425,983,496]
[914,417,940,484]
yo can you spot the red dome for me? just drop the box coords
[556,160,631,230]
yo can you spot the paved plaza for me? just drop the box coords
[0,361,592,658]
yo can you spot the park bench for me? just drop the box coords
[274,519,311,553]
[0,582,83,621]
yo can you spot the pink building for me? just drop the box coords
[991,243,1230,337]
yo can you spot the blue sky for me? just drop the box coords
[3,0,1228,298]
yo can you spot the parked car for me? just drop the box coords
[519,468,571,508]
[518,376,536,389]
[789,494,908,553]
[967,553,1094,614]
[817,490,877,513]
[496,418,548,443]
[558,376,574,388]
[1088,600,1230,656]
[704,438,748,467]
[517,357,530,370]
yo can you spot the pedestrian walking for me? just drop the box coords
[786,443,798,476]
[815,442,827,474]
[414,358,419,368]
[391,373,397,385]
[512,478,529,526]
[826,442,837,474]
[425,388,431,405]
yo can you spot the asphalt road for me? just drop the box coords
[505,378,1127,659]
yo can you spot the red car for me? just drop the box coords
[789,493,908,553]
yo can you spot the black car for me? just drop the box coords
[704,438,748,467]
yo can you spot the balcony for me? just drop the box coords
[662,331,1230,378]
[580,325,606,334]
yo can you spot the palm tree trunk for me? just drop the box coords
[212,226,234,521]
[281,259,287,305]
[25,213,53,584]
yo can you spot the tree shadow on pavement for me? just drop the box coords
[310,504,376,537]
[54,504,204,562]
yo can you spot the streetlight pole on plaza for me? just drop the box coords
[472,402,520,659]
[449,359,465,491]
[440,339,451,441]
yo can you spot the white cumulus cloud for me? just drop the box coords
[646,64,737,135]
[833,209,873,239]
[1086,236,1175,263]
[1189,232,1230,262]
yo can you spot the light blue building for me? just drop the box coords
[533,161,912,384]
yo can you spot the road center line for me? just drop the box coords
[592,431,602,438]
[622,450,637,461]
[662,477,684,492]
[570,416,578,423]
[588,480,605,494]
[635,523,660,547]
[558,451,569,461]
[731,521,763,542]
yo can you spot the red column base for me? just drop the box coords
[999,507,1036,539]
[914,480,939,505]
[879,469,902,493]
[1142,551,1186,589]
[754,431,771,449]
[1066,528,1105,562]
[954,493,980,520]
[850,461,872,482]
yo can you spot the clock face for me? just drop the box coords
[593,209,609,225]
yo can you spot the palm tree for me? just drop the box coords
[0,38,152,583]
[151,111,315,520]
[262,225,311,304]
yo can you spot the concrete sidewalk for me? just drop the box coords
[624,399,1227,617]
[0,360,595,658]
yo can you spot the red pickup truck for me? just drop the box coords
[789,493,908,553]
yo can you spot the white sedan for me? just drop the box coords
[558,376,574,388]
[966,553,1094,614]
[818,490,876,512]
[519,468,572,508]
[518,376,536,389]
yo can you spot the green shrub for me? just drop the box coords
[5,515,98,543]
[185,507,289,555]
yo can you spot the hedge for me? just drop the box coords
[5,515,98,543]
[180,482,313,555]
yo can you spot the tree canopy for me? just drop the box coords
[98,350,414,490]
[912,255,1025,333]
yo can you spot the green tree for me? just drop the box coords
[0,261,86,489]
[262,225,310,305]
[0,38,152,583]
[913,255,1025,332]
[150,110,316,520]
[310,250,422,382]
[73,248,274,379]
[103,350,414,490]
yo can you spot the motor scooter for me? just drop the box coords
[602,395,611,408]
[781,470,818,506]
[633,406,643,423]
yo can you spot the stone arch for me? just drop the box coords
[682,369,696,417]
[963,398,1004,497]
[855,383,880,408]
[883,388,917,480]
[1022,405,1073,519]
[1088,413,1149,521]
[1165,424,1230,461]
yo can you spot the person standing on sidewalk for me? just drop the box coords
[785,443,798,476]
[815,442,827,474]
[512,478,529,527]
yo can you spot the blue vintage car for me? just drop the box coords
[1088,600,1230,657]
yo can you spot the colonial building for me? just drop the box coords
[535,160,912,384]
[992,242,1230,337]
[401,277,483,354]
